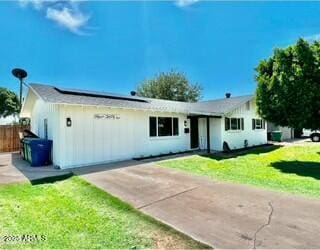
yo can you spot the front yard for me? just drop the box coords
[159,145,320,198]
[0,177,206,249]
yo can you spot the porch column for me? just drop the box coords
[206,117,210,153]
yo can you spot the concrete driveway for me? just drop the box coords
[82,162,320,249]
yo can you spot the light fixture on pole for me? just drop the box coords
[12,68,28,108]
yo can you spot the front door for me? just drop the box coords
[190,117,199,149]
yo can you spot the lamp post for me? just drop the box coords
[12,68,28,108]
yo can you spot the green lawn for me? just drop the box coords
[159,145,320,198]
[0,177,206,249]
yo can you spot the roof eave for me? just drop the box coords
[20,87,42,118]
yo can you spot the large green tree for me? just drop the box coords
[256,38,320,130]
[136,71,202,102]
[0,87,20,117]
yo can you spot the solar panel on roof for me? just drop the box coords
[54,87,149,103]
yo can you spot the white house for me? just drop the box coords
[21,84,267,169]
[0,115,18,125]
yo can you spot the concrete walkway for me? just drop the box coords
[0,152,71,184]
[0,153,29,184]
[82,162,320,249]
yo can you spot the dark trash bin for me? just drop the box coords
[19,129,39,160]
[23,138,52,167]
[271,131,282,142]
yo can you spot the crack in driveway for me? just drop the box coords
[137,186,199,209]
[253,201,274,249]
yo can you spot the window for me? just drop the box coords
[158,117,173,136]
[149,117,157,137]
[252,119,265,130]
[231,118,239,130]
[225,117,244,131]
[149,117,179,137]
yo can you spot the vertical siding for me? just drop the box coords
[30,99,60,164]
[199,100,267,151]
[29,98,267,168]
[221,100,267,150]
[56,106,190,168]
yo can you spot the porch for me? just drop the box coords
[188,114,222,153]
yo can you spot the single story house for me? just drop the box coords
[21,84,267,169]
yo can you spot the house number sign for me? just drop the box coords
[94,114,120,120]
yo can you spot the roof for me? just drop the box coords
[22,83,254,116]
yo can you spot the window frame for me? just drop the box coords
[149,116,179,138]
[255,119,262,129]
[225,117,244,131]
[252,118,265,130]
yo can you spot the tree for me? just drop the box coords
[136,71,202,102]
[255,38,320,130]
[0,87,20,117]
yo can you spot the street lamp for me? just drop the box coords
[12,68,28,108]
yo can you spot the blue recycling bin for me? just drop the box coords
[23,138,52,167]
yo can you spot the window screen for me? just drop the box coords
[158,117,173,136]
[231,118,239,130]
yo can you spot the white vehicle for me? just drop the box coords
[302,129,320,142]
[310,132,320,142]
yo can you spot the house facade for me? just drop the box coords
[21,84,267,169]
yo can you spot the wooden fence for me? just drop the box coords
[0,125,30,152]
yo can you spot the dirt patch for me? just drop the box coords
[150,230,210,249]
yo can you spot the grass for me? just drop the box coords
[159,145,320,198]
[0,177,207,249]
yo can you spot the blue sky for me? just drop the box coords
[1,1,320,100]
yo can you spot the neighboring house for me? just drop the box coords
[21,84,267,169]
[267,123,294,140]
[0,115,18,125]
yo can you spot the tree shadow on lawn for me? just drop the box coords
[202,144,282,161]
[271,161,320,180]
